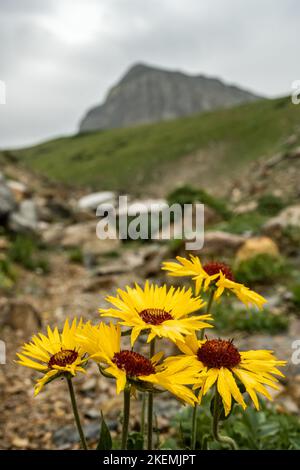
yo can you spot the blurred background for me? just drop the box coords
[0,0,300,450]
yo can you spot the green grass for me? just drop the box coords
[171,397,300,450]
[67,247,84,264]
[213,303,289,334]
[291,284,300,308]
[0,256,15,289]
[212,211,268,234]
[6,96,300,194]
[257,193,287,216]
[9,235,50,273]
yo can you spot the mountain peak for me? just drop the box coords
[79,63,261,132]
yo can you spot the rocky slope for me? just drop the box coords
[1,147,300,449]
[79,63,260,132]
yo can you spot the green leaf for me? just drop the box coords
[98,365,114,379]
[289,438,300,450]
[126,432,144,450]
[97,411,112,450]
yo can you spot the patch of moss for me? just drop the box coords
[234,253,287,285]
[257,193,286,216]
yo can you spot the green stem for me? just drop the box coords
[212,390,238,450]
[66,377,88,450]
[200,287,215,340]
[191,403,198,450]
[141,392,146,446]
[147,339,155,450]
[121,384,131,449]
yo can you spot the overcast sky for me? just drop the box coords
[0,0,299,149]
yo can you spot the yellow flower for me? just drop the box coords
[76,321,199,405]
[99,281,212,345]
[167,334,286,415]
[162,255,266,309]
[16,319,87,395]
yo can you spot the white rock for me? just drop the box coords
[117,198,167,216]
[7,180,30,201]
[78,192,116,211]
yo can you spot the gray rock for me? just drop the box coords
[53,420,118,447]
[264,205,300,234]
[61,221,120,255]
[0,298,41,333]
[53,423,99,447]
[8,199,38,233]
[79,63,260,132]
[0,173,16,220]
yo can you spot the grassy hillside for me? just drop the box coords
[7,96,300,195]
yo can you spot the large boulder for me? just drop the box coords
[236,236,280,262]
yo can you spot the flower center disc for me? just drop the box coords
[48,349,78,368]
[203,262,234,281]
[139,308,173,325]
[197,339,241,369]
[112,350,155,376]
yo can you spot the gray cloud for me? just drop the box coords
[0,0,298,148]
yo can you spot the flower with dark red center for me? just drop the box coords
[112,350,155,377]
[48,349,79,369]
[162,256,267,308]
[170,332,286,416]
[100,281,210,345]
[203,262,234,281]
[139,308,173,325]
[76,322,200,404]
[16,318,87,395]
[197,339,241,369]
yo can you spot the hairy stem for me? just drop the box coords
[141,392,146,446]
[191,403,198,450]
[66,377,88,450]
[212,390,238,450]
[121,384,131,449]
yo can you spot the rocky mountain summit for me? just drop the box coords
[79,63,260,132]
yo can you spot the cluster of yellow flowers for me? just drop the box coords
[16,255,286,450]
